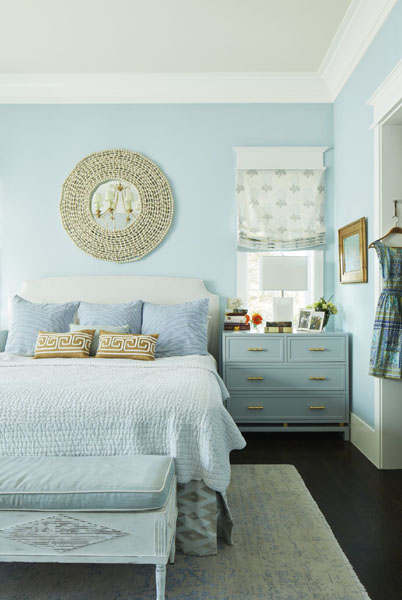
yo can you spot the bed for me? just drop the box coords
[0,275,246,556]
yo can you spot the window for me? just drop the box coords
[237,250,323,325]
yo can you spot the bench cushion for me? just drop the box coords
[0,455,175,511]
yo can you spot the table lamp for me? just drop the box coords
[259,255,308,321]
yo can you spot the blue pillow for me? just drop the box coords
[5,295,79,356]
[78,300,142,334]
[141,298,209,357]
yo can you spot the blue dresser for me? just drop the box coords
[222,331,350,440]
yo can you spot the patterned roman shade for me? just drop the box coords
[237,169,325,250]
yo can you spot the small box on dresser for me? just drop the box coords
[222,331,350,440]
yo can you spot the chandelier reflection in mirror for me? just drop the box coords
[91,180,141,231]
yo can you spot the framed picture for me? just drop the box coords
[308,311,325,333]
[297,309,312,332]
[338,217,367,283]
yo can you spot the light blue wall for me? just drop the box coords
[0,103,333,326]
[333,1,402,426]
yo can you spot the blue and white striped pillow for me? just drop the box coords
[141,298,209,357]
[5,295,80,356]
[78,301,142,334]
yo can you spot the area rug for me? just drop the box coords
[0,465,369,600]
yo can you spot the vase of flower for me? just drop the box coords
[251,312,263,331]
[307,296,338,330]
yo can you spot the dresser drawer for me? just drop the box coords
[225,365,345,391]
[224,336,284,363]
[227,395,347,421]
[288,336,346,362]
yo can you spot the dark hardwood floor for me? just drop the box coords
[230,432,402,600]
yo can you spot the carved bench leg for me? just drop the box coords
[169,532,176,564]
[155,564,166,600]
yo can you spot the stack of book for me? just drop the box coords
[224,309,250,331]
[264,321,293,333]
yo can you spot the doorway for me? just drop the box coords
[370,61,402,468]
[378,105,402,468]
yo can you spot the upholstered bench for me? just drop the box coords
[0,455,177,600]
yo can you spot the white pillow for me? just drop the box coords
[70,323,129,356]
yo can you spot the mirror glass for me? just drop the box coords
[90,180,141,230]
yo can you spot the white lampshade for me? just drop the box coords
[260,255,308,322]
[260,256,308,291]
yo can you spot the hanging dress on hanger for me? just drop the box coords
[369,241,402,379]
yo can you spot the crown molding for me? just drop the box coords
[0,72,332,104]
[368,59,402,126]
[318,0,397,100]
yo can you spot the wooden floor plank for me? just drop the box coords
[231,432,402,600]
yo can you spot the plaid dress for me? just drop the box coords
[369,241,402,379]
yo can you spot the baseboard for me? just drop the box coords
[350,413,380,468]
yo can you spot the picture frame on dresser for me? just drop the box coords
[222,331,350,441]
[297,309,312,331]
[308,311,325,333]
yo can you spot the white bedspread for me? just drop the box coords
[0,353,245,492]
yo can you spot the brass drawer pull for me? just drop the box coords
[309,376,327,380]
[309,347,325,351]
[248,406,264,410]
[248,347,264,351]
[247,376,264,380]
[309,406,326,410]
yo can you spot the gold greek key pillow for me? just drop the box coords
[34,330,95,359]
[96,331,159,361]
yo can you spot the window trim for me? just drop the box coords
[237,250,324,308]
[233,146,328,170]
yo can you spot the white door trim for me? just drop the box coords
[371,123,382,468]
[368,59,402,126]
[350,412,379,467]
[367,60,402,468]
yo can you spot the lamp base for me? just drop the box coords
[273,297,293,322]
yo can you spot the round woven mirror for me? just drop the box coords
[60,149,174,263]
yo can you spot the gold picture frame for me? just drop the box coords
[338,217,367,284]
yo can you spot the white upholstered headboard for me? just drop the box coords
[19,275,220,360]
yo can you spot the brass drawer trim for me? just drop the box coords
[247,406,264,410]
[248,347,264,351]
[309,376,327,380]
[247,376,264,381]
[309,347,325,351]
[309,406,326,410]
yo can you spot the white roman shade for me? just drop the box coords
[235,147,327,251]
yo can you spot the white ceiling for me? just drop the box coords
[0,0,396,103]
[0,0,351,73]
